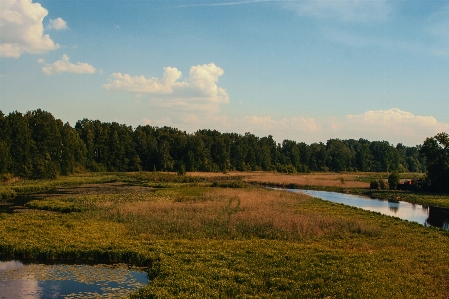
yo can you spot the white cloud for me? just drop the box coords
[0,0,60,58]
[226,109,448,145]
[142,117,171,127]
[181,114,201,124]
[104,63,229,112]
[40,54,96,75]
[246,115,318,132]
[172,0,273,8]
[284,0,392,23]
[47,17,68,30]
[337,108,449,145]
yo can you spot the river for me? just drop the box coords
[283,189,449,231]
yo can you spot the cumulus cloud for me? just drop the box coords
[104,63,229,111]
[0,0,60,58]
[336,108,449,145]
[137,108,447,146]
[47,17,68,30]
[40,54,96,75]
[284,0,391,23]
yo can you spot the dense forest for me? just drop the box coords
[0,109,430,180]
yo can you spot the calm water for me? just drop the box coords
[0,260,148,299]
[284,189,449,230]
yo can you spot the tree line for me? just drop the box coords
[1,109,432,180]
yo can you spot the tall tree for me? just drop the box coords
[326,139,352,172]
[60,122,82,175]
[5,111,33,177]
[0,111,10,174]
[420,132,449,192]
[26,109,62,178]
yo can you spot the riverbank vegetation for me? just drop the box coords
[1,172,448,298]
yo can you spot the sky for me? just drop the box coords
[1,0,448,146]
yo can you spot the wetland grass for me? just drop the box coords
[1,172,448,298]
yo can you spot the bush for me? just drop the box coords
[379,179,386,190]
[0,187,16,200]
[211,180,246,188]
[0,173,14,182]
[388,172,400,190]
[370,180,379,189]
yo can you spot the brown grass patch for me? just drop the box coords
[189,171,369,188]
[102,188,374,240]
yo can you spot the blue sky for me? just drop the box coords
[1,0,448,146]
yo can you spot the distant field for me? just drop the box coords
[190,171,425,188]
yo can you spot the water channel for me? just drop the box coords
[0,260,148,298]
[282,189,449,231]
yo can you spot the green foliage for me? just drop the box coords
[378,179,386,190]
[370,180,379,189]
[388,172,400,190]
[0,187,16,200]
[420,132,449,192]
[0,109,431,179]
[211,180,246,188]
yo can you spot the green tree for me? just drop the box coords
[420,132,449,192]
[355,140,373,171]
[370,141,398,172]
[388,172,400,190]
[26,109,63,179]
[60,123,80,175]
[308,142,327,171]
[0,111,10,174]
[326,139,352,172]
[6,111,33,177]
[134,125,158,171]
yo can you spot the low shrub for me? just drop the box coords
[370,180,379,189]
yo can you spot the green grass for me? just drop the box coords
[24,198,82,213]
[0,173,448,298]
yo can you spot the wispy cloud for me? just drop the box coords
[323,27,426,55]
[284,0,392,23]
[171,0,276,8]
[426,5,449,57]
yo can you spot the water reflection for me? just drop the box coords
[426,206,449,230]
[285,189,449,230]
[0,260,148,298]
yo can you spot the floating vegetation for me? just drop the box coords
[0,261,147,299]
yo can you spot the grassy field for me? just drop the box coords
[1,172,448,298]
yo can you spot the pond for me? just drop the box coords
[0,260,148,298]
[283,189,449,231]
